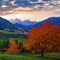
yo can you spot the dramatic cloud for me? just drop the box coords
[0,0,60,11]
[0,0,60,21]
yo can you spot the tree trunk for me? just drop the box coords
[41,50,44,57]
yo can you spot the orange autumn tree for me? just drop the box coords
[26,22,60,57]
[6,39,21,54]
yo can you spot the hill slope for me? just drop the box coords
[33,17,60,27]
[0,17,28,34]
[0,17,16,30]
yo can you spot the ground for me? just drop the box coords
[0,30,60,60]
[0,53,60,60]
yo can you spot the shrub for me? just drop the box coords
[6,39,21,54]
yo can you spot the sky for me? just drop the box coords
[0,0,60,22]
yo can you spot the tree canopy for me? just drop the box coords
[26,22,60,56]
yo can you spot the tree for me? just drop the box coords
[25,22,60,57]
[6,39,21,54]
[19,42,24,52]
[4,37,9,49]
[2,38,9,51]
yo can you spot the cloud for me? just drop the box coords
[0,0,60,9]
[30,0,38,2]
[9,0,16,6]
[0,0,60,16]
[2,5,8,8]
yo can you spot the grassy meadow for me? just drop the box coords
[0,30,27,43]
[0,53,60,60]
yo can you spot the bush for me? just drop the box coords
[6,39,21,54]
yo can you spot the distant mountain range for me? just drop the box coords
[11,18,37,30]
[14,17,60,30]
[0,17,60,31]
[11,18,37,25]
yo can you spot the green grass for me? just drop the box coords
[0,53,60,60]
[0,30,27,44]
[0,30,18,34]
[0,32,27,45]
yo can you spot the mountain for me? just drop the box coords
[14,17,60,30]
[11,18,37,25]
[6,17,60,31]
[21,20,37,25]
[15,23,34,30]
[0,17,16,30]
[10,18,22,24]
[0,17,28,35]
[12,19,37,30]
[33,17,60,27]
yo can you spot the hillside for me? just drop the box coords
[15,23,33,30]
[33,17,60,27]
[1,17,60,31]
[0,17,28,34]
[0,17,16,30]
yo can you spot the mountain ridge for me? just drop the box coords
[33,17,60,27]
[11,18,37,25]
[0,17,60,31]
[0,17,17,30]
[14,17,60,30]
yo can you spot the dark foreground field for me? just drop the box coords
[0,53,60,60]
